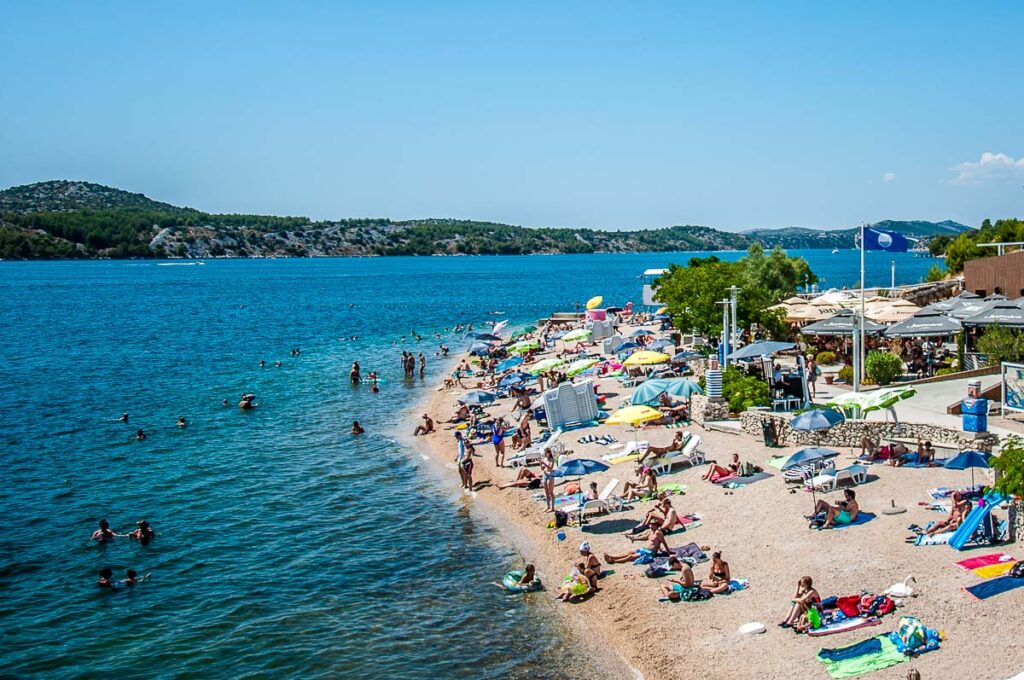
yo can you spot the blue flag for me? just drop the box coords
[863,227,909,252]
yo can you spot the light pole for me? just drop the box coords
[717,299,731,367]
[727,285,741,352]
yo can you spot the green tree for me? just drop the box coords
[976,325,1024,366]
[991,435,1024,499]
[927,235,952,257]
[924,263,946,282]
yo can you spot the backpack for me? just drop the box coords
[1010,562,1024,579]
[554,510,568,529]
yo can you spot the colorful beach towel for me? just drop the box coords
[823,512,876,531]
[807,616,882,637]
[817,634,907,678]
[956,552,1016,571]
[973,561,1018,579]
[963,575,1024,601]
[915,531,953,546]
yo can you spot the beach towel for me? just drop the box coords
[717,471,772,487]
[672,542,709,564]
[817,636,882,662]
[955,552,1016,571]
[766,456,788,470]
[817,635,907,678]
[819,512,876,531]
[973,561,1018,579]
[915,531,953,546]
[963,575,1024,601]
[807,616,882,637]
[724,578,748,592]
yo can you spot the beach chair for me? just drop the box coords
[570,478,623,522]
[508,430,563,468]
[805,464,866,491]
[651,435,704,475]
[783,458,834,484]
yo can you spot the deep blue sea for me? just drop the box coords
[0,250,935,678]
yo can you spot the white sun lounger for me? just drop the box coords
[651,434,704,475]
[508,430,563,468]
[568,478,623,522]
[805,465,868,492]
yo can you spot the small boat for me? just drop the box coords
[831,248,840,254]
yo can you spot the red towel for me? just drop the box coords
[955,553,1013,571]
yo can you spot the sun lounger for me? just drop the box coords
[508,429,562,468]
[567,478,623,522]
[783,459,835,483]
[805,464,867,492]
[650,435,703,475]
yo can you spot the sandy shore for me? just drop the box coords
[410,333,1021,680]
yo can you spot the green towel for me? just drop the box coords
[818,635,906,678]
[766,456,787,470]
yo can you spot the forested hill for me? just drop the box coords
[0,180,973,259]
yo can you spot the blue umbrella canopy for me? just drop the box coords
[616,341,642,353]
[474,333,502,342]
[553,458,610,477]
[629,328,653,338]
[459,390,497,405]
[648,339,674,351]
[469,342,491,356]
[781,447,840,470]
[945,450,992,487]
[671,351,702,362]
[495,356,523,373]
[498,371,531,388]
[629,378,703,405]
[726,340,797,360]
[789,409,845,431]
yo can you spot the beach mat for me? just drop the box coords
[915,531,953,546]
[807,616,881,637]
[717,471,773,487]
[964,575,1024,600]
[956,552,1016,571]
[825,512,876,531]
[817,635,907,678]
[766,456,787,470]
[973,562,1018,579]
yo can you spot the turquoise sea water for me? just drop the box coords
[0,250,935,678]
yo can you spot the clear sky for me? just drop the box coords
[2,1,1022,230]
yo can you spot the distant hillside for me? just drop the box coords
[0,180,975,260]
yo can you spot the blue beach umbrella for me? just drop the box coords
[629,329,652,338]
[498,371,531,388]
[495,356,523,373]
[459,390,497,406]
[671,351,702,362]
[629,378,703,405]
[726,340,797,361]
[653,314,671,320]
[789,408,845,432]
[469,342,491,356]
[781,447,840,470]
[553,458,610,477]
[648,339,674,351]
[475,333,502,342]
[945,450,992,488]
[616,342,641,353]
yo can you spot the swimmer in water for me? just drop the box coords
[135,429,146,441]
[176,416,187,428]
[98,566,115,588]
[122,568,150,587]
[371,382,380,394]
[274,361,282,368]
[350,362,361,385]
[259,360,266,368]
[239,394,256,410]
[222,399,229,406]
[351,421,365,435]
[119,413,129,423]
[128,520,155,544]
[92,519,117,542]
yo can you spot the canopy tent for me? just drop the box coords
[961,301,1024,328]
[864,298,919,324]
[883,310,962,338]
[800,309,885,336]
[949,299,999,320]
[726,340,796,360]
[628,378,703,405]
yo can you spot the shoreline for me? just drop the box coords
[406,325,1021,680]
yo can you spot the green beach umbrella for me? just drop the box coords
[528,357,565,375]
[566,358,599,377]
[562,328,592,342]
[827,386,917,418]
[510,325,537,339]
[508,339,540,354]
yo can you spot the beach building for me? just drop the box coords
[963,248,1024,297]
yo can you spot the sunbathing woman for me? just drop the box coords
[808,488,859,529]
[659,561,697,601]
[626,497,679,540]
[604,521,669,564]
[702,453,740,482]
[779,576,820,628]
[647,432,685,457]
[621,466,658,502]
[498,467,541,490]
[703,551,732,594]
[578,542,602,591]
[925,491,971,535]
[540,449,557,512]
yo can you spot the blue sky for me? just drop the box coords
[2,2,1022,230]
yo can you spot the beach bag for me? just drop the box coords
[892,616,927,655]
[739,462,762,476]
[835,596,861,618]
[1009,562,1024,578]
[554,510,568,529]
[680,587,713,602]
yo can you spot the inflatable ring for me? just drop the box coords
[503,570,541,593]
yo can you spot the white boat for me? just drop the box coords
[832,248,840,254]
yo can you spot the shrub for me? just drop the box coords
[935,367,957,376]
[991,435,1024,499]
[721,366,769,413]
[977,325,1024,366]
[815,351,837,365]
[865,351,904,386]
[837,365,854,383]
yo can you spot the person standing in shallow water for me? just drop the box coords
[418,352,426,379]
[350,362,361,385]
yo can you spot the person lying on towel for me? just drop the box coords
[604,522,670,564]
[806,489,859,529]
[702,453,740,482]
[625,497,680,540]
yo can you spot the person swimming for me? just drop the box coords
[351,421,365,435]
[118,413,129,423]
[350,362,361,385]
[122,568,150,587]
[239,394,256,410]
[176,416,187,428]
[97,566,115,588]
[135,429,146,441]
[92,519,117,543]
[222,398,229,406]
[259,359,266,368]
[128,520,155,544]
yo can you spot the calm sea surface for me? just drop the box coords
[0,250,934,678]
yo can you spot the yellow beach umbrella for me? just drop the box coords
[586,295,603,310]
[655,306,669,315]
[605,405,663,426]
[622,351,670,367]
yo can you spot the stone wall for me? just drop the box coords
[739,409,999,452]
[688,358,709,379]
[691,393,730,426]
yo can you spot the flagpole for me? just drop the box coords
[855,222,865,393]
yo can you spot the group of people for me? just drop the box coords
[859,437,938,467]
[401,351,426,379]
[92,518,154,590]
